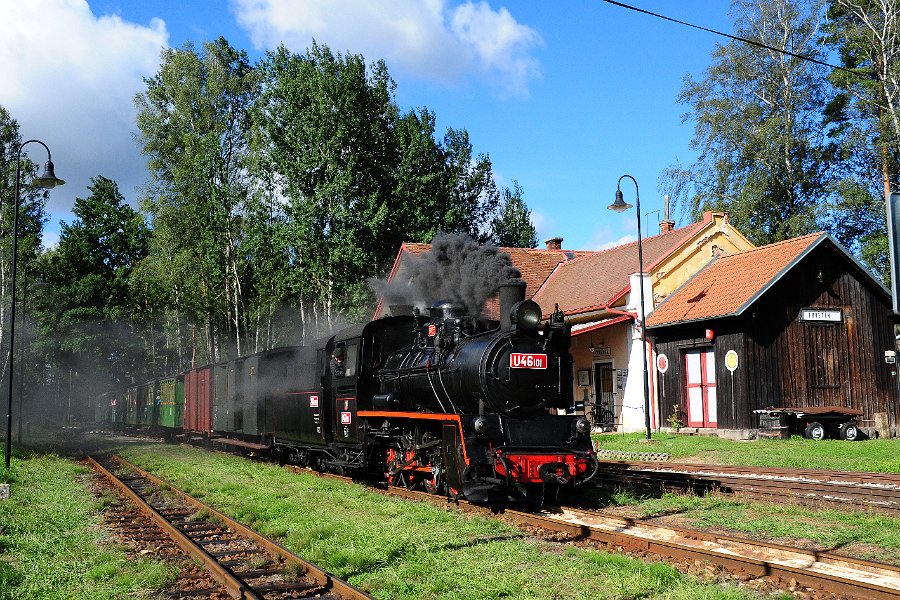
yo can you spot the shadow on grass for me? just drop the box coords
[340,533,526,579]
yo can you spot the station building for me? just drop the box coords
[646,233,900,439]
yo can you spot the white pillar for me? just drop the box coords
[619,273,655,433]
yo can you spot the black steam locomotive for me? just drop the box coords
[100,281,599,504]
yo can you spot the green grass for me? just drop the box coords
[591,487,900,564]
[118,443,774,599]
[593,432,900,472]
[0,452,173,599]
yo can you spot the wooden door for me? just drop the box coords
[685,349,717,427]
[805,323,849,406]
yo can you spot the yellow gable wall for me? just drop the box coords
[650,213,754,306]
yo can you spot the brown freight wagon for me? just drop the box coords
[184,365,214,435]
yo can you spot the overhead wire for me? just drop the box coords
[600,0,868,80]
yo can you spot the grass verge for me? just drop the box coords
[590,486,900,564]
[593,432,900,472]
[119,443,776,599]
[0,451,172,600]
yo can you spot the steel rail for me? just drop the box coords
[595,462,900,513]
[87,455,261,599]
[515,506,900,600]
[323,472,900,599]
[602,460,900,487]
[89,455,371,600]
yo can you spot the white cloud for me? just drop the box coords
[230,0,542,97]
[449,2,541,98]
[586,228,636,251]
[0,0,168,214]
[41,230,60,250]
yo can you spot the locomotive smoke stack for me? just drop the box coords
[499,280,526,330]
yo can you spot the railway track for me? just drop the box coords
[522,505,900,600]
[368,476,900,598]
[595,461,900,513]
[84,435,900,598]
[87,454,371,600]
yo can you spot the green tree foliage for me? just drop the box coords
[0,105,48,382]
[391,108,459,246]
[254,43,512,330]
[254,42,396,328]
[441,127,500,242]
[35,176,150,386]
[390,109,505,246]
[490,181,538,248]
[662,0,832,245]
[822,0,900,282]
[130,38,531,362]
[135,38,258,362]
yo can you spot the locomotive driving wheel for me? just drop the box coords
[423,456,444,495]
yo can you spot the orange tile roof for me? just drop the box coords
[377,242,594,319]
[646,233,825,327]
[398,243,593,299]
[532,219,708,316]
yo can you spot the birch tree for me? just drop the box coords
[821,0,900,281]
[135,38,258,361]
[662,0,832,244]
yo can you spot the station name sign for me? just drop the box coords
[800,308,842,323]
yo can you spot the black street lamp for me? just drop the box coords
[608,174,652,440]
[4,140,64,471]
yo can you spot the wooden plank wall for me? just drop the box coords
[651,243,900,431]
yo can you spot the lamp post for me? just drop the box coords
[608,174,652,440]
[5,140,64,471]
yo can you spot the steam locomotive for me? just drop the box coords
[97,281,599,504]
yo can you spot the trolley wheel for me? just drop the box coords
[838,422,860,441]
[804,421,827,440]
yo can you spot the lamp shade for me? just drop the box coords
[608,189,632,212]
[33,160,65,189]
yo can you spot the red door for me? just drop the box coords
[685,349,717,427]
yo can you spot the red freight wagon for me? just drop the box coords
[184,365,214,434]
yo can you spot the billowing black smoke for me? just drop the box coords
[371,233,522,315]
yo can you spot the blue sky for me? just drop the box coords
[2,1,734,254]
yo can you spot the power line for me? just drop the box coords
[601,0,865,79]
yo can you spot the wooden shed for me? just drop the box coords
[646,233,899,438]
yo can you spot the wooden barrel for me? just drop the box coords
[757,412,789,440]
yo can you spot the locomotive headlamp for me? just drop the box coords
[474,416,488,434]
[511,300,541,331]
[575,418,591,434]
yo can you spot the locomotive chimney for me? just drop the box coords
[499,280,526,330]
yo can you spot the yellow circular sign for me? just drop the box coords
[724,350,739,372]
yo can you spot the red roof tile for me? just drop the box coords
[532,219,708,316]
[377,243,594,319]
[397,243,593,300]
[646,233,825,327]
